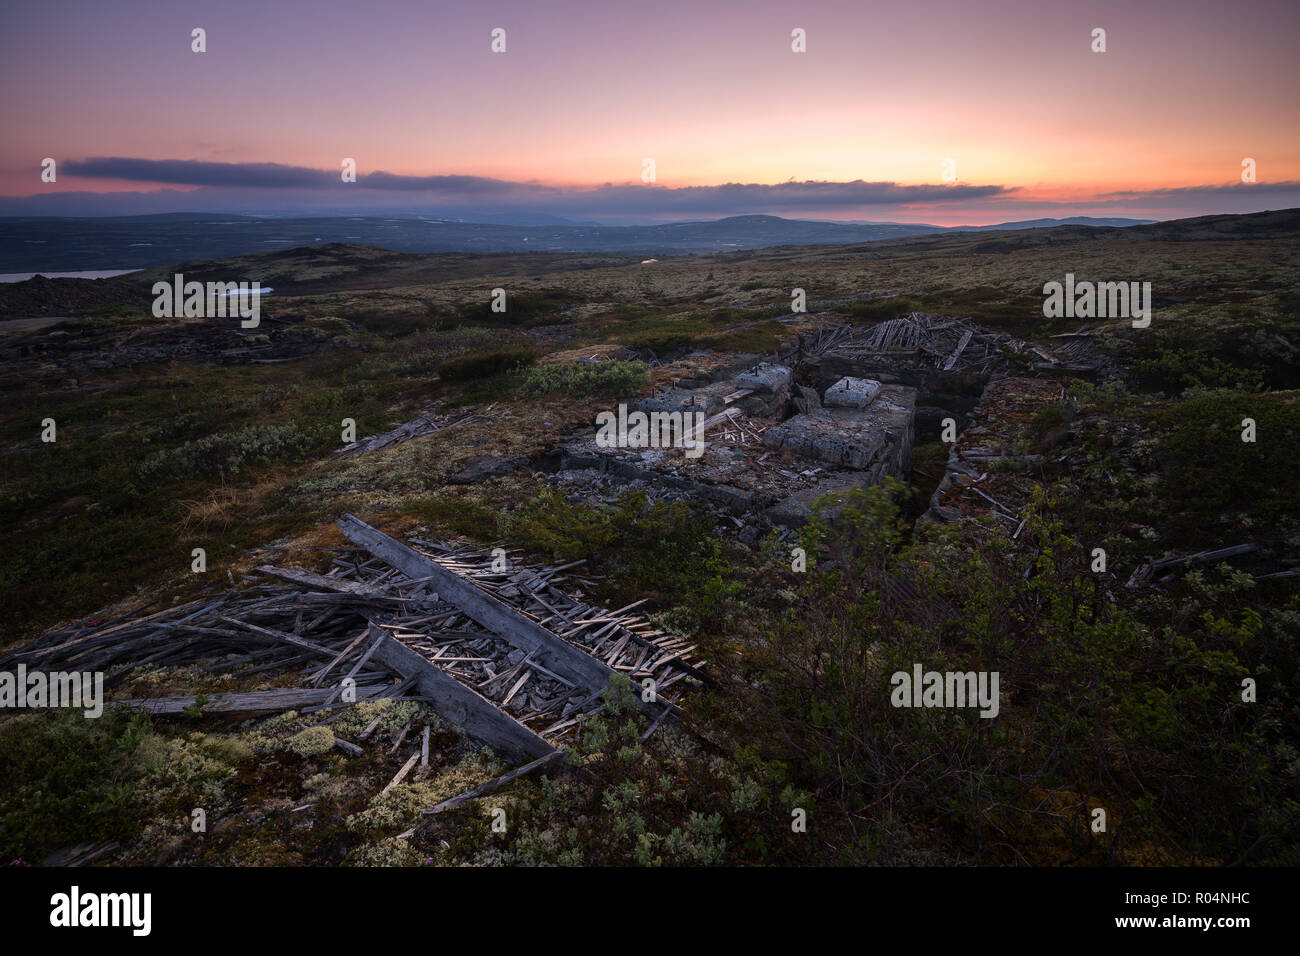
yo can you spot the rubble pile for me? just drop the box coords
[544,347,918,527]
[1043,326,1109,376]
[922,377,1062,528]
[798,313,1035,439]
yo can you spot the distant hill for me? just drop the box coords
[0,211,1155,273]
[955,216,1155,230]
[2,208,1298,315]
[806,208,1300,260]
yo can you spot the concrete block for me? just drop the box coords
[763,413,887,469]
[824,376,881,409]
[762,385,916,472]
[637,388,722,416]
[735,362,792,394]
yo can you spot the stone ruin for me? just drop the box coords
[539,313,1044,532]
[541,359,917,530]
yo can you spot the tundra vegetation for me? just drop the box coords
[1,217,1296,865]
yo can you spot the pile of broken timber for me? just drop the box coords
[3,516,706,764]
[809,313,1032,373]
[710,410,772,447]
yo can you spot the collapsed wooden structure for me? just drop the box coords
[803,313,1012,373]
[3,517,707,764]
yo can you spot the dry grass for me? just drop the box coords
[177,485,256,534]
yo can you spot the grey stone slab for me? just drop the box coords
[637,388,723,416]
[735,362,793,394]
[824,376,881,409]
[763,385,915,471]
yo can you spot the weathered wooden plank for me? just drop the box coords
[256,564,436,603]
[420,750,565,816]
[108,684,390,717]
[322,629,388,707]
[216,615,337,659]
[309,627,369,686]
[943,329,974,371]
[367,632,556,761]
[382,750,422,794]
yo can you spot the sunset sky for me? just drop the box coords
[1,0,1297,224]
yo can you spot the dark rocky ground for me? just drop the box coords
[2,209,1297,867]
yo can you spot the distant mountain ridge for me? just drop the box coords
[3,208,1298,317]
[0,212,1159,272]
[954,216,1157,230]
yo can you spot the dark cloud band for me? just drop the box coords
[59,157,1011,213]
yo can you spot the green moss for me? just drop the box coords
[845,297,921,322]
[620,329,703,352]
[303,316,353,334]
[0,709,149,861]
[138,421,320,482]
[330,700,443,742]
[707,319,787,354]
[287,726,335,758]
[1129,332,1266,396]
[398,495,499,539]
[457,289,581,327]
[346,836,419,866]
[347,748,502,837]
[132,730,242,814]
[503,487,739,615]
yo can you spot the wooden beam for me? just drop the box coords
[420,750,565,816]
[216,615,337,660]
[108,683,390,717]
[942,329,973,371]
[309,627,369,687]
[367,631,556,761]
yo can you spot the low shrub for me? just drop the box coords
[437,346,538,382]
[138,421,319,482]
[517,360,649,398]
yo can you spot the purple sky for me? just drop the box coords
[2,0,1297,224]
